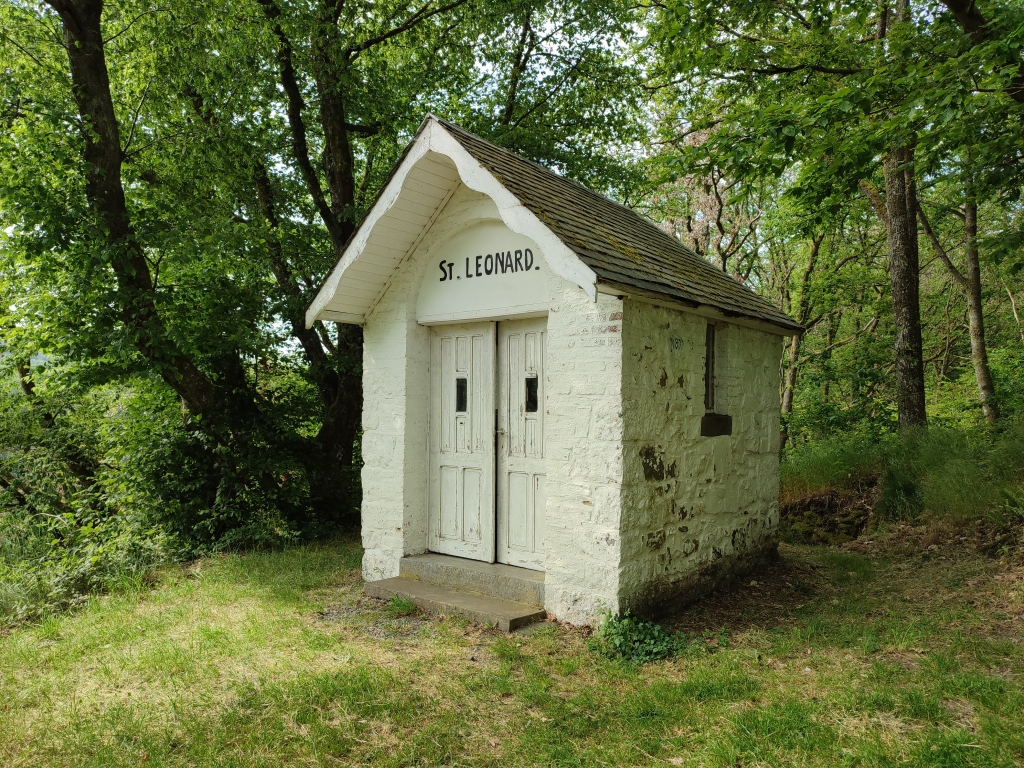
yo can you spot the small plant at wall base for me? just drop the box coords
[1001,489,1024,523]
[588,612,724,663]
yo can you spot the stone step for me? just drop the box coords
[399,553,545,606]
[365,577,546,632]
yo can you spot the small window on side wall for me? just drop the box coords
[701,322,732,437]
[704,323,716,412]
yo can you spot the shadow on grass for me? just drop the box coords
[203,535,364,605]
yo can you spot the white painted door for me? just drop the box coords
[428,322,496,562]
[497,318,547,571]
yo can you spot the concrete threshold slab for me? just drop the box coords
[365,577,546,632]
[399,553,544,606]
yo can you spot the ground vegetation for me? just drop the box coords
[1,534,1022,766]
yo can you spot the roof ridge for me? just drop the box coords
[430,117,788,320]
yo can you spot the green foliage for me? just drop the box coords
[649,0,1024,442]
[780,433,881,500]
[589,612,681,663]
[588,612,727,663]
[0,360,323,625]
[0,368,169,623]
[782,422,1024,523]
[999,488,1024,524]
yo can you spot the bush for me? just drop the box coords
[780,433,881,502]
[0,372,175,624]
[0,349,359,625]
[588,613,728,663]
[0,503,173,625]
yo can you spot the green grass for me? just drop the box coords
[1,536,1022,767]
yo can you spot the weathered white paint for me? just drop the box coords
[306,117,597,328]
[617,300,782,611]
[542,290,625,624]
[497,317,547,571]
[417,220,548,324]
[359,185,624,623]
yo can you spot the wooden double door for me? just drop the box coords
[427,318,546,570]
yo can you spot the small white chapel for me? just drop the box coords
[305,116,800,629]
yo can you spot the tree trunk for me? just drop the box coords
[1004,278,1024,342]
[317,323,363,466]
[780,332,801,450]
[253,165,339,404]
[918,170,1000,423]
[963,196,1000,423]
[883,146,927,430]
[254,160,358,510]
[46,0,218,422]
[255,0,366,517]
[779,234,820,450]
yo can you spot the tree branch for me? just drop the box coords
[859,179,889,228]
[121,77,152,157]
[744,63,863,76]
[256,0,344,245]
[346,0,470,56]
[917,203,967,288]
[939,0,1024,103]
[800,316,879,362]
[501,12,533,126]
[45,0,217,420]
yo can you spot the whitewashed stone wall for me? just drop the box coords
[543,289,624,624]
[360,184,624,625]
[617,300,783,615]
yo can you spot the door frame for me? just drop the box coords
[424,315,548,571]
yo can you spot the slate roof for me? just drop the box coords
[434,118,800,333]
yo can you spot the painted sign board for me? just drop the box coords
[417,220,548,324]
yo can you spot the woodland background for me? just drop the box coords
[1,0,1023,623]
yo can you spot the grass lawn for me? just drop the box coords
[1,534,1022,767]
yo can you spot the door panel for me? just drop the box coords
[507,472,529,549]
[429,322,495,562]
[497,318,547,570]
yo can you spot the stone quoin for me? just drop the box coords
[306,116,801,627]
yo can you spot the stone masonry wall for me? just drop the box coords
[617,300,783,615]
[543,289,624,624]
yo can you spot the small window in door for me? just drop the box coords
[455,377,468,412]
[525,376,539,412]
